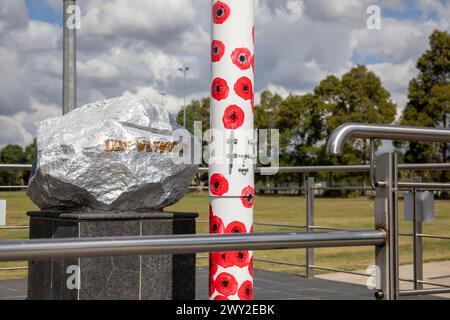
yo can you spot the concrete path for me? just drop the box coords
[318,261,450,299]
[1,266,448,300]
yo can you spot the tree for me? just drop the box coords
[313,66,397,196]
[176,98,210,135]
[0,145,26,186]
[400,30,450,167]
[255,90,283,129]
[314,65,397,165]
[276,93,326,167]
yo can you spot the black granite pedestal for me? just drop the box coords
[27,211,198,300]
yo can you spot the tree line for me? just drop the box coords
[177,30,449,189]
[0,140,36,187]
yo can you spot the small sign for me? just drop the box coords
[404,191,435,222]
[0,200,5,226]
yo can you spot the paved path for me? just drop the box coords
[318,261,450,299]
[1,267,447,300]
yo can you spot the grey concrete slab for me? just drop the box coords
[1,268,448,300]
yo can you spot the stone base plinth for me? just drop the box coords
[27,211,198,300]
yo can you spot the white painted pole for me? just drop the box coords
[209,0,255,300]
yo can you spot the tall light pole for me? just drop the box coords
[63,0,77,115]
[178,67,189,127]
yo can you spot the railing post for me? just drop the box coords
[412,176,424,290]
[305,177,315,279]
[374,152,399,300]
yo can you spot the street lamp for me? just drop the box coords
[178,66,189,127]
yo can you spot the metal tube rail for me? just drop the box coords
[0,186,28,189]
[398,182,450,190]
[0,266,28,271]
[2,163,450,173]
[0,226,29,230]
[400,287,450,296]
[0,230,385,262]
[200,163,450,174]
[309,265,369,277]
[327,123,450,156]
[399,233,450,240]
[0,164,32,171]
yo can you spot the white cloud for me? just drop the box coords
[0,0,449,147]
[368,59,418,117]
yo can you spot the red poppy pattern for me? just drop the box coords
[211,40,225,62]
[222,105,245,129]
[211,251,233,269]
[225,221,247,234]
[212,1,230,25]
[211,78,229,101]
[234,76,253,101]
[241,185,255,208]
[232,250,251,268]
[210,173,229,196]
[238,281,253,300]
[210,214,225,234]
[210,0,254,300]
[210,254,218,276]
[214,272,238,296]
[231,48,252,70]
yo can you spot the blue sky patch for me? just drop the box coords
[382,0,440,21]
[26,0,62,26]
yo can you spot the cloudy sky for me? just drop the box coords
[0,0,449,147]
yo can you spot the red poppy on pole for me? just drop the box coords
[212,1,231,24]
[241,185,255,208]
[222,105,245,129]
[234,76,253,101]
[210,173,229,196]
[225,221,247,234]
[212,78,229,101]
[214,272,238,296]
[231,48,252,70]
[231,250,251,268]
[211,40,225,62]
[238,281,253,300]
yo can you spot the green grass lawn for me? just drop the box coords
[1,191,449,280]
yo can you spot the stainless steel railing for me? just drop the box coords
[1,130,450,299]
[0,230,385,262]
[3,163,450,173]
[327,123,450,155]
[327,122,450,299]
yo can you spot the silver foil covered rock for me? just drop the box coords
[27,95,197,211]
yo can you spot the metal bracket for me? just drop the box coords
[226,133,257,175]
[226,130,238,174]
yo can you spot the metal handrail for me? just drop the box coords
[327,123,450,156]
[3,163,450,173]
[0,164,32,171]
[0,230,385,262]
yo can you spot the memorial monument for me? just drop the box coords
[27,95,199,300]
